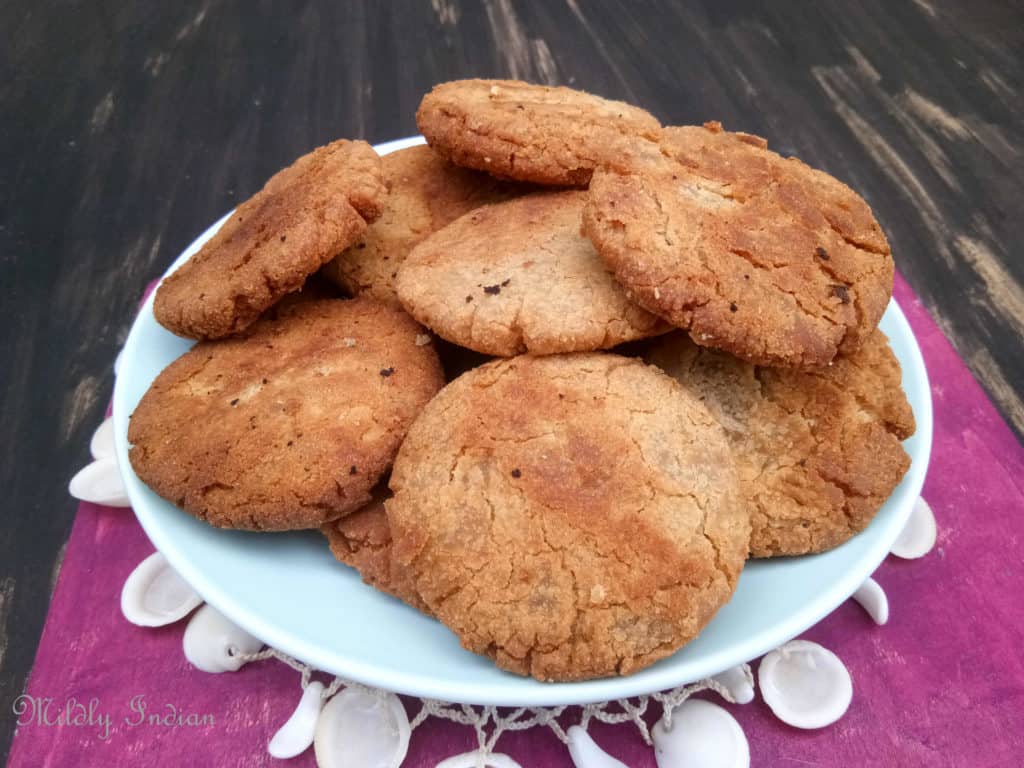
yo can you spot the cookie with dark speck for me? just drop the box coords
[646,328,915,557]
[129,298,444,530]
[154,140,386,340]
[416,79,662,186]
[320,144,524,306]
[386,353,749,681]
[396,190,668,356]
[583,122,894,368]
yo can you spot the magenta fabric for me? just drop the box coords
[8,273,1024,767]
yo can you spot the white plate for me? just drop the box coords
[112,136,932,707]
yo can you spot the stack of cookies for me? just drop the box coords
[129,79,915,683]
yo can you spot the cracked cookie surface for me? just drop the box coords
[386,353,749,681]
[154,139,386,340]
[583,122,894,368]
[129,298,444,530]
[321,144,523,306]
[321,490,430,613]
[646,328,915,557]
[416,79,662,186]
[396,190,668,356]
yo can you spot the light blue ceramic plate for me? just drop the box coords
[112,137,932,707]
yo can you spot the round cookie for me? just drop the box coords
[154,139,386,340]
[416,79,662,186]
[396,190,668,356]
[321,144,524,306]
[129,298,444,531]
[386,353,749,682]
[645,328,915,557]
[321,491,430,614]
[583,121,894,368]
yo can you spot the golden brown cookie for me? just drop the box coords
[396,190,668,356]
[416,79,662,186]
[584,122,894,368]
[646,328,915,557]
[154,140,386,340]
[268,272,345,310]
[386,353,749,682]
[129,298,444,531]
[321,491,430,613]
[320,144,523,306]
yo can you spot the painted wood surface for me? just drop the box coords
[1,1,1020,761]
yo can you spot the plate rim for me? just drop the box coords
[113,135,933,706]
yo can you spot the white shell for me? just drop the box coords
[711,665,755,704]
[90,417,116,460]
[891,497,937,559]
[851,576,888,625]
[120,551,202,627]
[435,754,522,768]
[758,640,852,729]
[68,457,131,507]
[114,348,124,376]
[268,681,324,759]
[567,725,629,768]
[313,688,410,768]
[182,604,263,673]
[653,699,749,768]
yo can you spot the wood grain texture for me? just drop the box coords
[1,0,1021,760]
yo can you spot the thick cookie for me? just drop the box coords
[154,140,386,340]
[321,491,430,614]
[321,144,522,306]
[129,298,444,531]
[396,191,668,356]
[584,122,894,368]
[416,79,662,186]
[646,328,915,557]
[386,354,749,681]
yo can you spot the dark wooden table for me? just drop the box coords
[2,0,1021,760]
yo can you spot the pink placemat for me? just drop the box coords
[9,274,1024,767]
